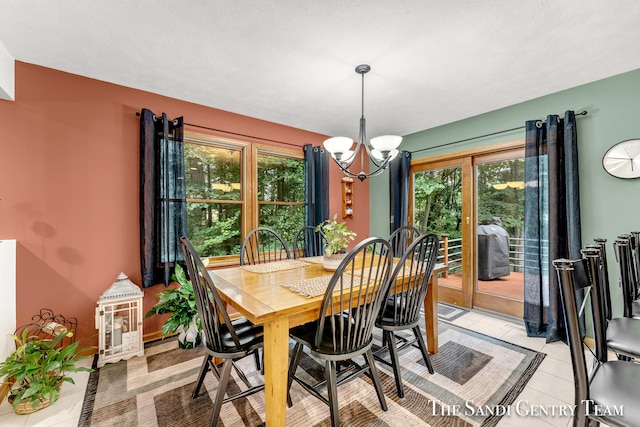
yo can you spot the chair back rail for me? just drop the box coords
[240,227,291,265]
[388,225,421,258]
[316,237,393,353]
[614,237,636,318]
[293,226,326,259]
[180,237,242,352]
[383,233,439,327]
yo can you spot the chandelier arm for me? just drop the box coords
[334,161,367,179]
[322,64,400,182]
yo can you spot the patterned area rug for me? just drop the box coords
[79,321,543,427]
[436,303,469,322]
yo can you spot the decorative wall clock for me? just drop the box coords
[602,139,640,179]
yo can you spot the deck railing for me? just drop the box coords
[437,234,525,276]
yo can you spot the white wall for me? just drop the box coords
[0,240,16,361]
[0,40,14,101]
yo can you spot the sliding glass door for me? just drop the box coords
[474,149,525,317]
[409,141,524,317]
[411,157,473,307]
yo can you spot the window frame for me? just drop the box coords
[251,144,305,233]
[184,131,304,267]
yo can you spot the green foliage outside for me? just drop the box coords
[184,142,305,257]
[476,158,524,239]
[414,167,463,238]
[185,143,243,257]
[413,158,524,240]
[257,154,305,245]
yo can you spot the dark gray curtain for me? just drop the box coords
[140,109,188,288]
[303,144,329,228]
[523,111,581,342]
[389,151,412,234]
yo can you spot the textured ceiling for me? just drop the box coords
[1,0,640,140]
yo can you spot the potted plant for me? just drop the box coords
[0,329,93,415]
[316,214,357,271]
[145,264,202,349]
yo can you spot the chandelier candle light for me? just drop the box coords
[323,64,402,181]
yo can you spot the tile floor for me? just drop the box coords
[0,309,596,426]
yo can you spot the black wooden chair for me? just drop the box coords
[179,237,265,427]
[292,225,327,259]
[240,227,291,265]
[286,237,393,427]
[388,225,421,257]
[374,233,439,397]
[554,253,640,427]
[582,245,640,361]
[613,236,640,319]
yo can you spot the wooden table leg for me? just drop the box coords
[424,274,439,355]
[263,316,289,427]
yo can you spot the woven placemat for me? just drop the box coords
[281,276,333,298]
[281,274,377,298]
[241,259,310,274]
[302,256,325,264]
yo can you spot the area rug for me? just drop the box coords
[79,321,543,427]
[436,303,468,322]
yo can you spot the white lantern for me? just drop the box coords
[95,272,144,367]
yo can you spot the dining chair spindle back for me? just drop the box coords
[388,225,421,257]
[286,237,393,427]
[240,227,291,265]
[375,233,439,397]
[179,237,265,427]
[292,225,327,259]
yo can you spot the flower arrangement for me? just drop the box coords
[315,214,357,256]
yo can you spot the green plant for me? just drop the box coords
[145,264,202,348]
[315,214,357,256]
[0,329,93,411]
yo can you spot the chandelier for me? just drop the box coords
[323,64,402,181]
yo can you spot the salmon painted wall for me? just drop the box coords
[327,165,372,246]
[0,62,369,346]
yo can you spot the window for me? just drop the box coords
[256,150,305,245]
[184,133,304,262]
[185,139,244,258]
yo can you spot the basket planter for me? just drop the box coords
[8,381,63,415]
[323,252,347,271]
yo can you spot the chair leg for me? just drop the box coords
[232,361,253,388]
[192,354,212,398]
[413,325,434,374]
[210,359,233,427]
[325,360,340,427]
[364,349,388,411]
[385,331,404,398]
[254,348,262,372]
[287,342,303,407]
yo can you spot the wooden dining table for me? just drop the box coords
[209,257,446,427]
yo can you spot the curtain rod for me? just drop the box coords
[135,111,304,149]
[409,110,588,154]
[184,122,303,148]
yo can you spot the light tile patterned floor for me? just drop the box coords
[0,309,589,426]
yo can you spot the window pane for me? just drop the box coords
[185,144,241,201]
[257,154,304,202]
[187,202,242,257]
[259,204,304,246]
[413,167,463,238]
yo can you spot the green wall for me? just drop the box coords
[370,68,640,316]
